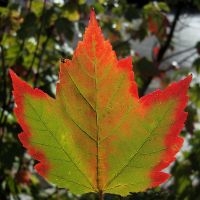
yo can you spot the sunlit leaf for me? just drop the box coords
[10,11,191,196]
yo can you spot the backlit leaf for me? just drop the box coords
[10,11,191,196]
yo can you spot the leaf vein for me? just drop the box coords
[60,92,97,143]
[64,67,95,111]
[105,101,173,188]
[24,98,95,190]
[49,173,92,190]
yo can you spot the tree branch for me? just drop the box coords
[0,45,7,127]
[33,35,50,87]
[162,46,195,61]
[157,6,182,63]
[139,5,182,96]
[25,0,47,79]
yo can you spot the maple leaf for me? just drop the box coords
[10,10,191,196]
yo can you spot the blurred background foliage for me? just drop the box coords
[0,0,200,199]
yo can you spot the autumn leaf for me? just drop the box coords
[10,10,191,196]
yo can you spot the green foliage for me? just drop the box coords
[0,0,200,200]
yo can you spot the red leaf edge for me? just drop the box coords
[118,56,139,99]
[9,69,51,177]
[146,75,192,187]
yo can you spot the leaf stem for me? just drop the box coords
[98,190,104,200]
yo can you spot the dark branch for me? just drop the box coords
[139,5,182,96]
[0,45,7,126]
[157,6,182,63]
[25,0,47,79]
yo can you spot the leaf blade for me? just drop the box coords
[10,70,95,193]
[10,10,192,196]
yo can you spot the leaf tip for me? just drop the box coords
[89,8,98,26]
[90,8,95,18]
[9,68,14,77]
[9,69,18,84]
[9,69,30,92]
[183,74,192,86]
